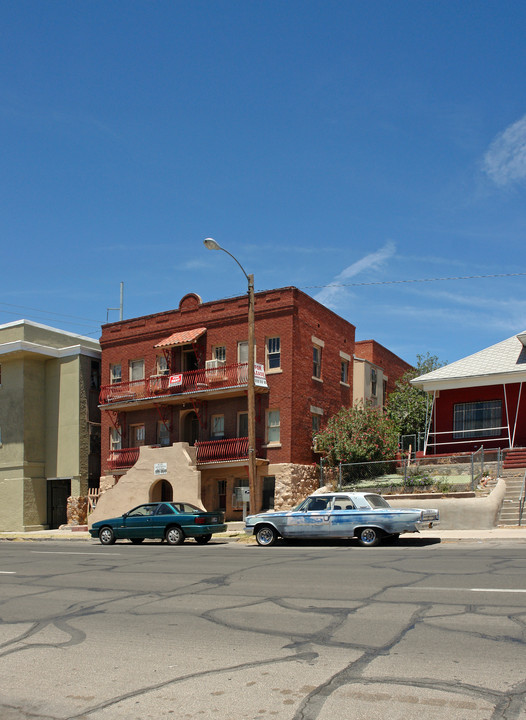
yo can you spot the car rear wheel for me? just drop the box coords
[130,538,144,544]
[99,526,116,545]
[357,527,381,547]
[165,526,185,546]
[195,534,212,544]
[255,525,278,547]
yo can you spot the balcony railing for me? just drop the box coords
[195,436,263,463]
[106,437,262,471]
[99,362,256,405]
[107,447,140,470]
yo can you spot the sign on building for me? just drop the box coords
[154,463,168,475]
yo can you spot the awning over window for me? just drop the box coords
[154,327,207,349]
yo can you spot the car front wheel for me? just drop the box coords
[357,527,381,547]
[255,525,278,547]
[165,526,185,546]
[195,534,212,544]
[99,526,116,545]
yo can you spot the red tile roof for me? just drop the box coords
[154,327,206,349]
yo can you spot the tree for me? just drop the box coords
[386,352,445,439]
[316,404,399,474]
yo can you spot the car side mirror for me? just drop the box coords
[122,512,128,519]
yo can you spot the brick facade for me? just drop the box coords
[98,287,409,518]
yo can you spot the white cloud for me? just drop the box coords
[483,114,526,186]
[314,241,396,309]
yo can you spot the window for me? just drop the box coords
[110,427,122,451]
[130,424,145,447]
[340,359,349,384]
[238,411,248,437]
[213,345,226,363]
[313,346,322,379]
[238,341,248,364]
[129,359,145,381]
[211,414,225,438]
[453,400,502,439]
[156,355,169,375]
[157,421,170,446]
[371,368,377,396]
[266,337,281,370]
[90,360,100,389]
[110,364,122,384]
[311,405,323,434]
[266,409,280,444]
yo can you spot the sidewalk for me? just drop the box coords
[1,523,526,542]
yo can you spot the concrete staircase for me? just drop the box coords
[497,467,526,526]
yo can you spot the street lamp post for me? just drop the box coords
[203,238,257,516]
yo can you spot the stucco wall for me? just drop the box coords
[387,478,506,530]
[88,443,202,528]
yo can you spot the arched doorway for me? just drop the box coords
[182,411,199,446]
[150,479,173,502]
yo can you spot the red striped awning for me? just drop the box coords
[154,327,207,349]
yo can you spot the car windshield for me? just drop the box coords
[364,494,391,509]
[292,496,331,512]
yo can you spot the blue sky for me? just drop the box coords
[2,1,526,366]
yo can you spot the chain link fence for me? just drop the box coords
[319,447,502,493]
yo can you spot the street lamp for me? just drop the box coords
[203,238,257,516]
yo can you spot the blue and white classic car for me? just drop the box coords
[245,492,439,547]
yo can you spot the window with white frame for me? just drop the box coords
[453,400,502,439]
[156,355,169,375]
[313,345,322,379]
[266,337,281,370]
[157,421,170,446]
[129,359,144,381]
[213,345,226,363]
[211,414,225,438]
[110,427,122,451]
[266,409,280,444]
[110,363,122,384]
[130,424,145,447]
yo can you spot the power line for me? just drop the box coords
[300,271,526,290]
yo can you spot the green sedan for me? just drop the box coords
[89,502,227,546]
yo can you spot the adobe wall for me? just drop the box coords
[88,443,202,528]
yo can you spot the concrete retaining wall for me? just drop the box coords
[387,478,506,530]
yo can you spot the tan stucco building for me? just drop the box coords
[0,320,101,530]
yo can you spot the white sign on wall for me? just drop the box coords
[154,463,168,475]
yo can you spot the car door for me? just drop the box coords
[123,504,156,539]
[328,496,358,538]
[284,496,332,538]
[152,503,178,538]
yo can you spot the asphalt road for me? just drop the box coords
[1,537,526,720]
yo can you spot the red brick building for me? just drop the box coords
[95,287,410,521]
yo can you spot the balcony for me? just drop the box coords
[105,437,263,473]
[107,447,140,471]
[195,436,263,464]
[99,362,267,409]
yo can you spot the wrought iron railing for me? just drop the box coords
[195,436,263,463]
[100,362,251,405]
[107,447,140,470]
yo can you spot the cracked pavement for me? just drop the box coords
[1,538,526,719]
